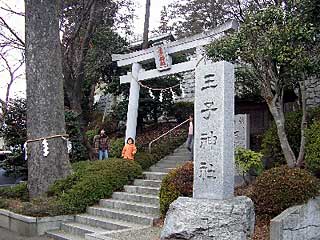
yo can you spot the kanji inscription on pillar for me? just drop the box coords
[194,61,235,200]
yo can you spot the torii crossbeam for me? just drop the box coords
[112,20,238,141]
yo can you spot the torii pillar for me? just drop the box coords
[125,63,142,141]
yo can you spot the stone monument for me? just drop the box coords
[235,114,250,149]
[161,61,255,240]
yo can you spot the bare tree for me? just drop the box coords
[0,2,25,120]
[0,50,24,121]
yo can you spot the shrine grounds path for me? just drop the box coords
[0,227,51,240]
[0,226,161,240]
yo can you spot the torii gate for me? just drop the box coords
[112,20,239,141]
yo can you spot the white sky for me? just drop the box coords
[0,0,175,101]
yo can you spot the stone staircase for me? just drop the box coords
[46,145,191,240]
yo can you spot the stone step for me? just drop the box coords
[162,155,189,161]
[87,206,157,225]
[112,192,159,205]
[174,147,189,153]
[124,185,160,196]
[155,162,185,168]
[61,222,106,237]
[99,199,159,215]
[168,152,190,156]
[75,214,141,230]
[149,166,175,173]
[143,171,167,181]
[133,179,162,188]
[46,230,84,240]
[157,159,189,164]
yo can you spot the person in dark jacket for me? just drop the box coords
[93,129,109,160]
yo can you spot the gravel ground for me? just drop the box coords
[0,227,52,240]
[106,227,161,240]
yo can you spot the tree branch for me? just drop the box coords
[0,51,24,119]
[0,6,25,16]
[0,16,25,47]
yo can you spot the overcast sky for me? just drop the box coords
[0,0,175,101]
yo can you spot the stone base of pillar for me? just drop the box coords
[160,196,255,240]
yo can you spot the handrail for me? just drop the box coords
[148,119,189,153]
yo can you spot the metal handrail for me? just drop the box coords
[148,119,189,153]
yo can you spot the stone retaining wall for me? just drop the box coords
[270,197,320,240]
[306,78,320,108]
[0,209,74,237]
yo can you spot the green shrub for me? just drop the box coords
[135,152,156,170]
[0,98,27,177]
[50,158,142,213]
[65,110,88,162]
[86,129,98,145]
[159,161,193,217]
[135,132,187,170]
[71,160,92,173]
[0,183,29,201]
[109,138,125,158]
[261,111,302,166]
[47,174,79,197]
[13,197,67,217]
[251,166,320,217]
[305,121,320,176]
[151,134,187,160]
[0,198,8,209]
[261,107,320,167]
[235,147,263,180]
[169,101,194,123]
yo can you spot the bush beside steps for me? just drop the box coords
[0,158,142,217]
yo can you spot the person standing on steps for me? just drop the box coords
[122,137,137,161]
[186,114,194,161]
[93,129,109,160]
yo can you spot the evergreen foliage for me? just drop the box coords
[251,166,320,217]
[305,121,320,176]
[159,162,193,217]
[235,147,263,181]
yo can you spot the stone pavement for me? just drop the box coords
[103,226,161,240]
[0,225,161,240]
[0,227,51,240]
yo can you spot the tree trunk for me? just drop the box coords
[63,0,100,118]
[142,0,151,49]
[267,96,297,167]
[25,0,72,198]
[297,80,307,166]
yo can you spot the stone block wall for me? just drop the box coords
[175,71,195,103]
[306,77,320,108]
[270,197,320,240]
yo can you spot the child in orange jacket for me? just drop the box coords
[122,137,137,160]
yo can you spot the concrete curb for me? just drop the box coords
[0,209,75,237]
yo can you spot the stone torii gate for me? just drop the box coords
[112,20,238,142]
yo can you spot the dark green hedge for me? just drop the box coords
[251,166,320,217]
[261,111,302,166]
[135,133,187,171]
[48,158,142,213]
[261,107,320,167]
[169,101,194,123]
[305,121,320,176]
[0,183,29,201]
[159,162,193,217]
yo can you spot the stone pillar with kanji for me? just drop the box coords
[161,60,255,240]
